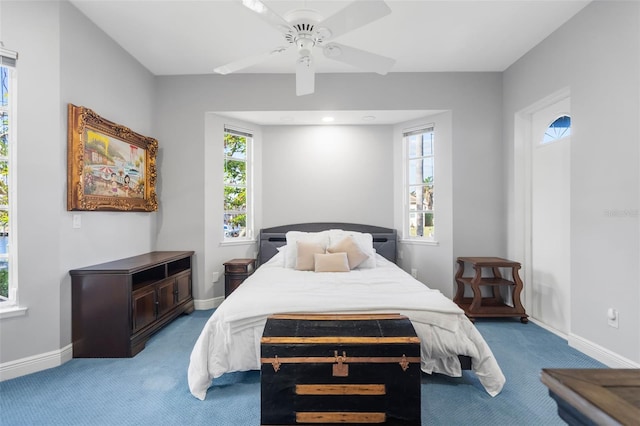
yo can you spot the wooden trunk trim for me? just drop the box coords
[296,384,386,396]
[261,336,420,344]
[269,313,404,321]
[295,411,386,424]
[261,356,421,365]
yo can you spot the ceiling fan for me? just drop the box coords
[214,0,396,96]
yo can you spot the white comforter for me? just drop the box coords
[188,253,505,400]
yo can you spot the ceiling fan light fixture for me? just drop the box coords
[296,37,315,57]
[227,0,395,96]
[315,27,332,40]
[297,55,312,68]
[271,47,288,55]
[323,44,342,58]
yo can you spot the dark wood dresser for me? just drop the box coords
[260,313,421,425]
[70,251,194,358]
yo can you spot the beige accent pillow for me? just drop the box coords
[295,241,325,271]
[327,235,369,269]
[284,231,330,268]
[314,252,350,273]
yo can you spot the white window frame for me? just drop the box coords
[0,46,25,318]
[222,126,254,244]
[403,124,436,243]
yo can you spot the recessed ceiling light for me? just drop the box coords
[321,116,335,123]
[362,115,376,122]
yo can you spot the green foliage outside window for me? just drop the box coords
[0,65,9,298]
[224,132,248,233]
[0,268,7,299]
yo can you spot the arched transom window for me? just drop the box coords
[542,115,571,144]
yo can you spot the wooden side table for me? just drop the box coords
[224,258,255,297]
[454,256,528,323]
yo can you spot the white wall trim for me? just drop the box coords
[194,296,223,310]
[0,344,72,382]
[530,318,568,340]
[568,333,640,369]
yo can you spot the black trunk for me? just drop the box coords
[260,314,421,425]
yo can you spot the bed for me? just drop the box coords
[188,223,506,400]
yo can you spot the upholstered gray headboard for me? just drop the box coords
[258,223,397,266]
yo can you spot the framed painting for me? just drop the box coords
[67,104,158,212]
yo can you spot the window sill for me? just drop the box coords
[400,238,439,246]
[0,305,28,319]
[220,238,257,247]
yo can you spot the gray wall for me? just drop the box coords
[504,1,640,363]
[261,125,394,227]
[0,1,157,366]
[154,71,503,302]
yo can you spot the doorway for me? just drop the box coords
[523,95,571,335]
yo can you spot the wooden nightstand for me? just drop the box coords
[224,258,255,297]
[454,257,528,323]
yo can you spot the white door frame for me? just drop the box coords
[514,87,571,336]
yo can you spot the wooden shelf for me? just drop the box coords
[454,257,528,323]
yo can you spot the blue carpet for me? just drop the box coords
[0,310,605,425]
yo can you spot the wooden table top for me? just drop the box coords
[457,257,520,267]
[541,368,640,425]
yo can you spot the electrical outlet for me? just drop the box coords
[212,272,220,283]
[607,308,619,328]
[411,268,417,278]
[72,214,81,229]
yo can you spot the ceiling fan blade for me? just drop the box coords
[316,0,391,40]
[214,47,288,74]
[296,56,315,96]
[323,43,395,75]
[241,0,292,34]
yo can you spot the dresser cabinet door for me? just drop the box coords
[132,286,156,332]
[176,272,192,304]
[157,278,177,317]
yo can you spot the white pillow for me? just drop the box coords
[328,230,376,269]
[314,252,350,272]
[284,231,330,268]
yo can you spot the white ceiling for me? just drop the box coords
[69,0,591,124]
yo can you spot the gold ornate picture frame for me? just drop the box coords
[67,104,158,212]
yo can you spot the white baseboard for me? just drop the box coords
[568,333,640,368]
[530,318,568,340]
[0,343,73,382]
[194,296,224,310]
[529,317,639,368]
[1,297,222,382]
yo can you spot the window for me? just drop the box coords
[542,115,571,144]
[1,46,17,307]
[223,127,252,241]
[404,126,435,240]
